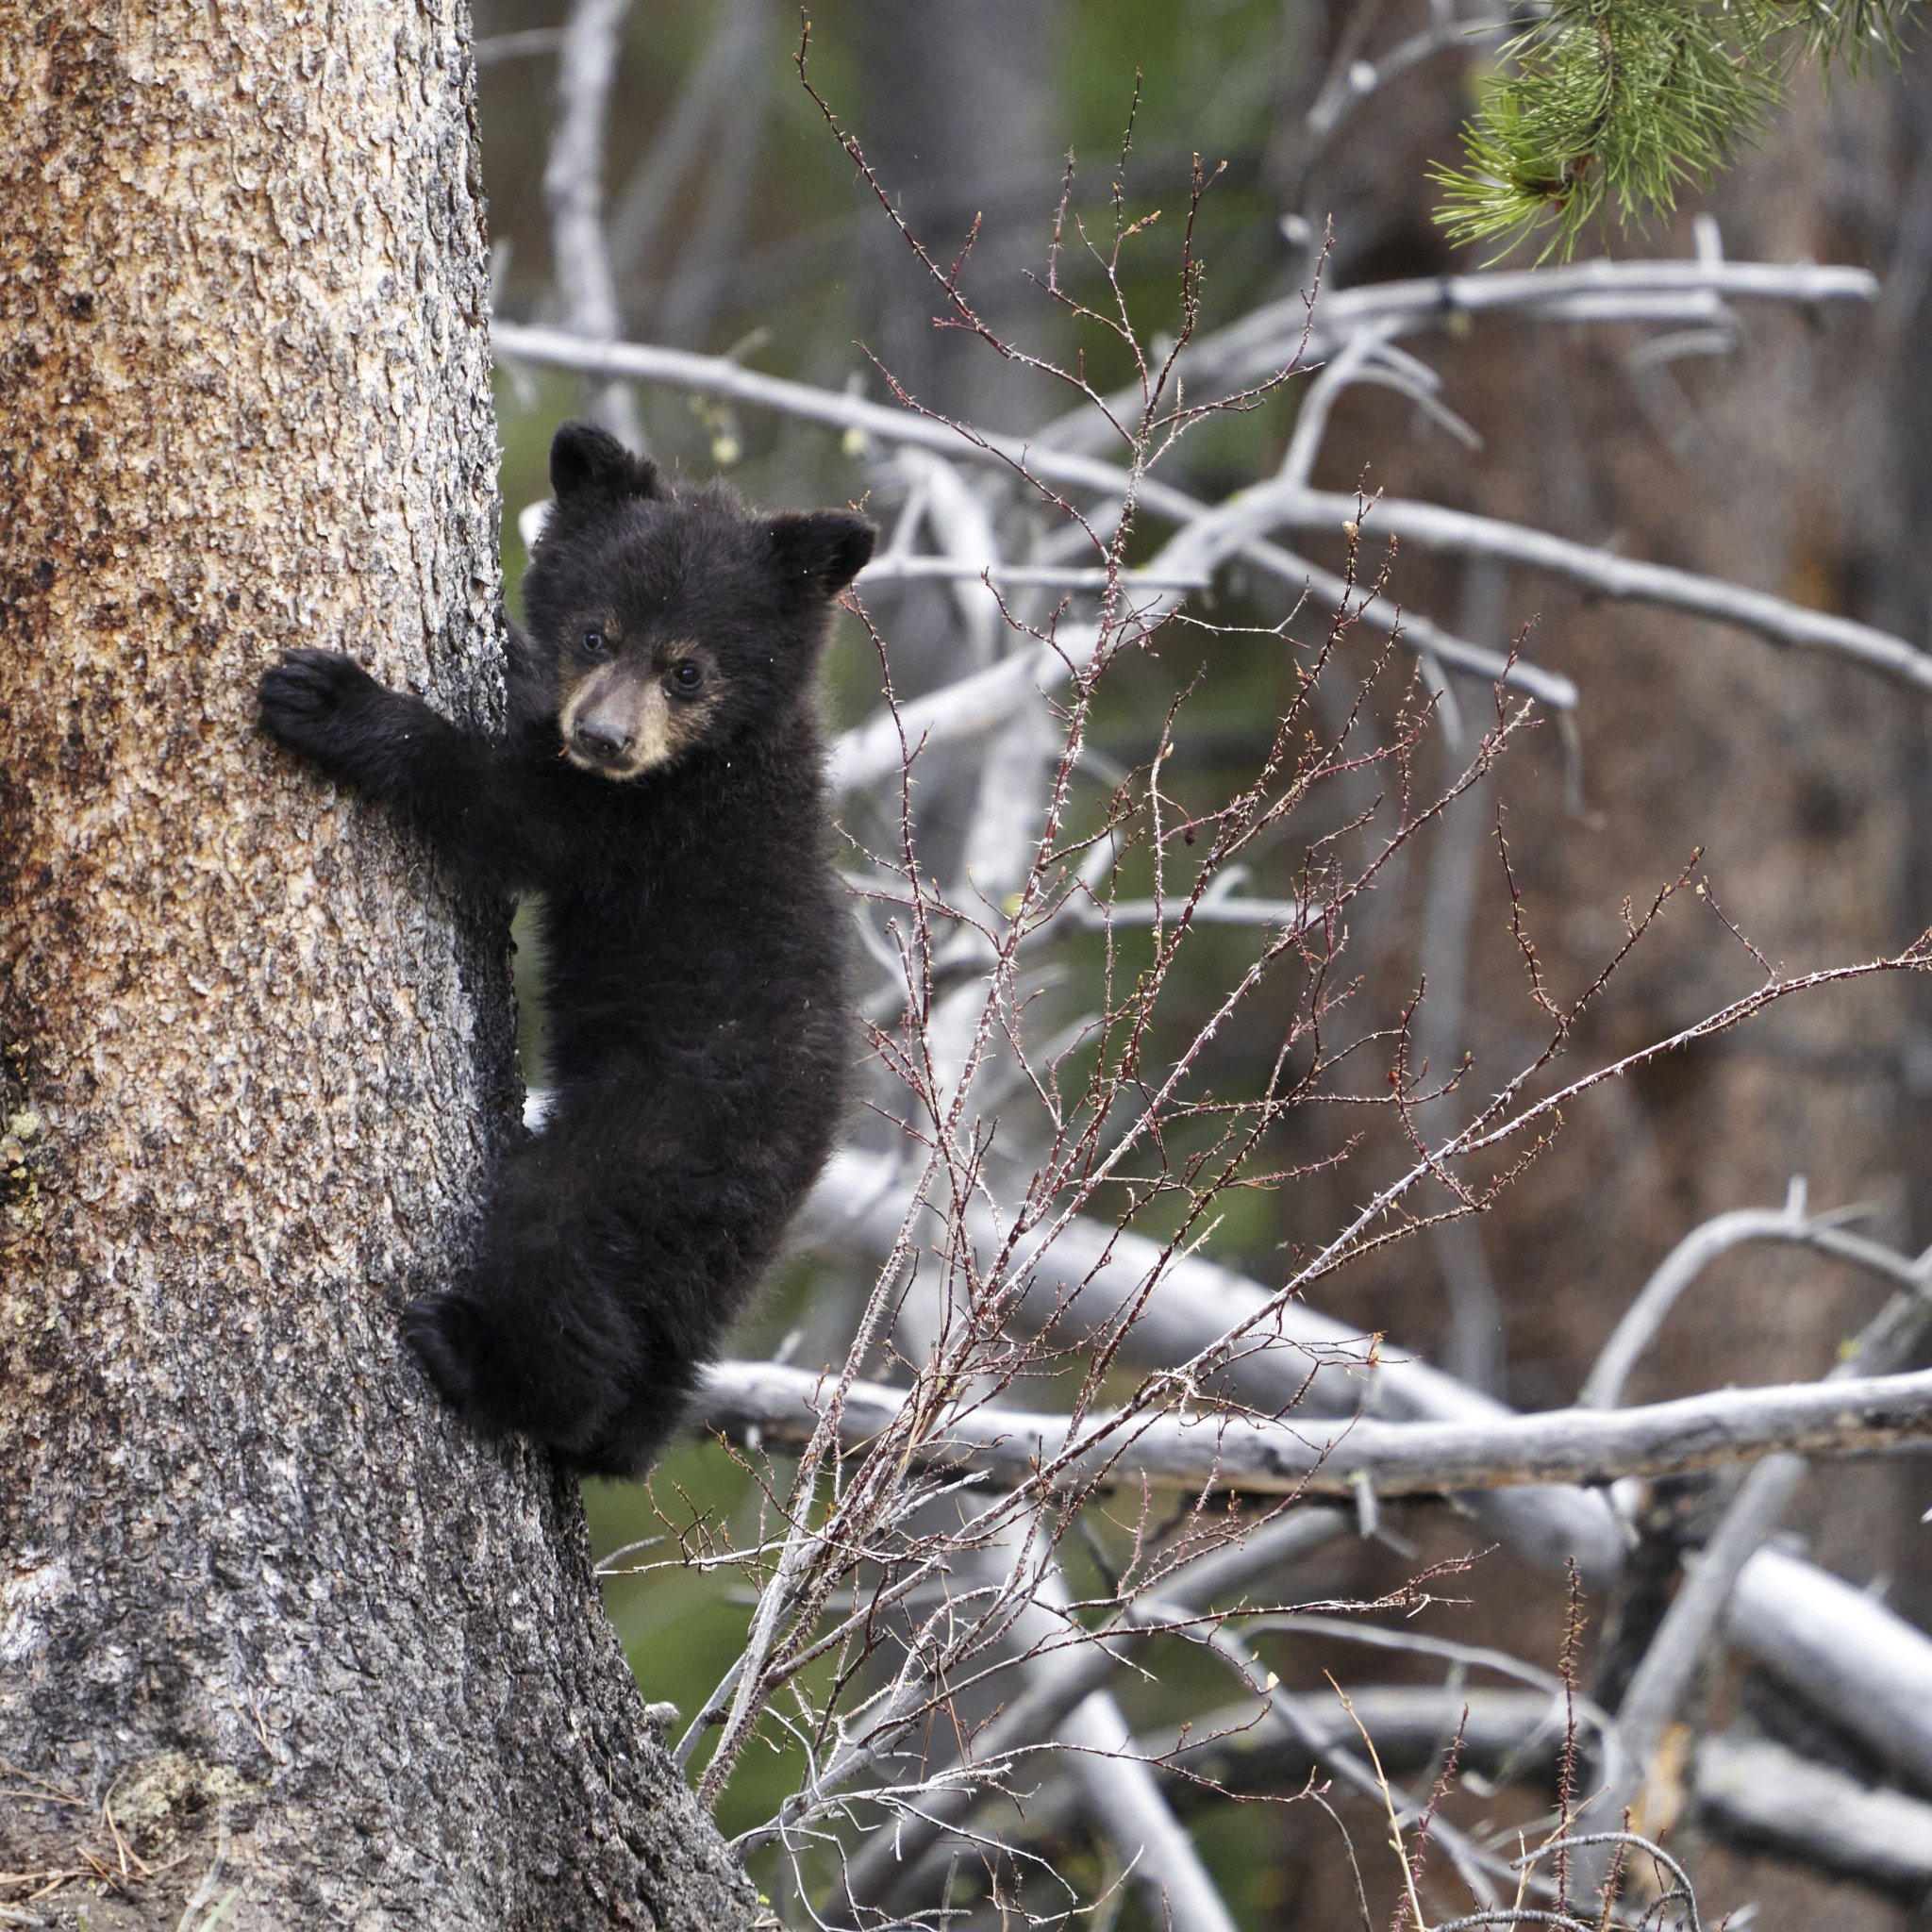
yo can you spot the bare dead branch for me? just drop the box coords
[542,0,641,446]
[698,1357,1932,1498]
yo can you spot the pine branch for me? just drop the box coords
[1436,0,1921,260]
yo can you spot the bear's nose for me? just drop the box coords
[573,720,632,761]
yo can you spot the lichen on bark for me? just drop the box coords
[0,5,755,1926]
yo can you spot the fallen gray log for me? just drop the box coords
[1726,1546,1932,1792]
[1694,1734,1932,1891]
[697,1357,1932,1498]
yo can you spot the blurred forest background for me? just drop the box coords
[469,2,1932,1925]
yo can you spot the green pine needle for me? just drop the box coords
[1436,0,1919,260]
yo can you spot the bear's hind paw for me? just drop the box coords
[402,1291,486,1412]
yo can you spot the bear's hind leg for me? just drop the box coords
[564,1338,706,1479]
[402,1126,636,1462]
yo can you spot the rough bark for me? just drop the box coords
[0,7,756,1928]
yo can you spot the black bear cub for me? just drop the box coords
[258,423,872,1477]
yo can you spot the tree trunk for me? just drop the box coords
[0,8,756,1928]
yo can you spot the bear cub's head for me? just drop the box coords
[522,422,874,782]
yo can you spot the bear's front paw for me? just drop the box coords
[258,649,383,757]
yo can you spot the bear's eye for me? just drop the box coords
[669,660,704,696]
[580,627,610,658]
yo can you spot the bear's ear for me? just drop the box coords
[549,422,659,504]
[768,511,875,603]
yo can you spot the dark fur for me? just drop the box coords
[258,424,871,1476]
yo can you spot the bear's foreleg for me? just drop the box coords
[259,648,556,896]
